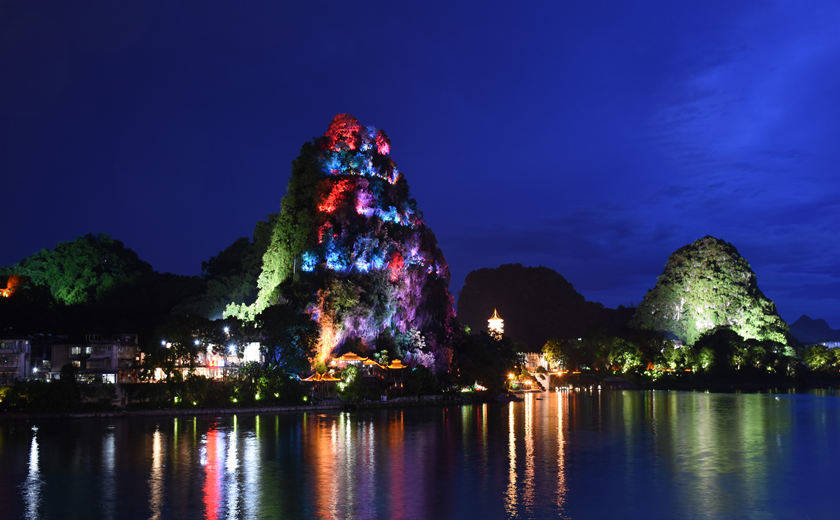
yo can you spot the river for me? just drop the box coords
[1,389,838,519]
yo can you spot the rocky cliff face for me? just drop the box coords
[249,114,454,367]
[632,236,789,345]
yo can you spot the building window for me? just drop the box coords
[72,360,81,368]
[85,346,92,354]
[71,346,81,355]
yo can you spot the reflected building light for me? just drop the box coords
[480,403,488,466]
[505,401,517,513]
[524,393,535,509]
[149,428,164,520]
[557,393,568,512]
[311,416,339,518]
[244,434,259,519]
[172,419,179,464]
[225,427,239,520]
[102,431,116,520]
[203,428,222,520]
[24,432,41,520]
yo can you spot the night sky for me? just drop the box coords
[2,2,839,326]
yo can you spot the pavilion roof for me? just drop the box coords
[302,373,341,382]
[332,352,368,363]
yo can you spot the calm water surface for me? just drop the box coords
[1,390,839,519]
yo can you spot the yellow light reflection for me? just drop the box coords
[308,415,339,518]
[505,401,517,513]
[557,391,568,512]
[149,428,164,520]
[523,392,534,509]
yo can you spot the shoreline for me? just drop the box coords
[5,383,840,421]
[0,393,513,421]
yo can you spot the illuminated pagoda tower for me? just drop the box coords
[487,308,504,339]
[251,114,455,371]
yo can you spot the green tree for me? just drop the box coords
[691,327,745,373]
[338,365,364,401]
[255,142,323,312]
[607,338,644,373]
[5,233,153,305]
[542,338,566,368]
[803,344,833,372]
[256,303,318,375]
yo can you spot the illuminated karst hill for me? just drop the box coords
[236,114,454,368]
[632,236,790,345]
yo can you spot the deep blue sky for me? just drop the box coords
[2,1,839,326]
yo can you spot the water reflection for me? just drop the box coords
[557,391,567,513]
[202,427,221,520]
[102,429,115,520]
[23,429,40,520]
[523,392,535,510]
[505,401,517,514]
[7,391,840,519]
[225,418,238,519]
[149,427,164,520]
[243,430,258,519]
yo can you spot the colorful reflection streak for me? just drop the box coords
[201,427,221,520]
[306,413,339,518]
[505,401,517,514]
[557,390,568,512]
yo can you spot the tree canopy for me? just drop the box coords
[632,236,790,345]
[3,233,153,305]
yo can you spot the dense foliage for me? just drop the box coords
[632,236,790,345]
[243,114,455,370]
[543,326,797,378]
[2,233,154,305]
[457,264,633,351]
[802,344,840,372]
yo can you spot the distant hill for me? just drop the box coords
[790,315,840,344]
[632,236,789,345]
[457,263,632,351]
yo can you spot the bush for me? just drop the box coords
[405,366,439,396]
[0,380,114,412]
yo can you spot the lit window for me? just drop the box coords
[71,347,81,355]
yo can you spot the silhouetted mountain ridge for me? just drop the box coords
[457,264,632,351]
[790,315,840,344]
